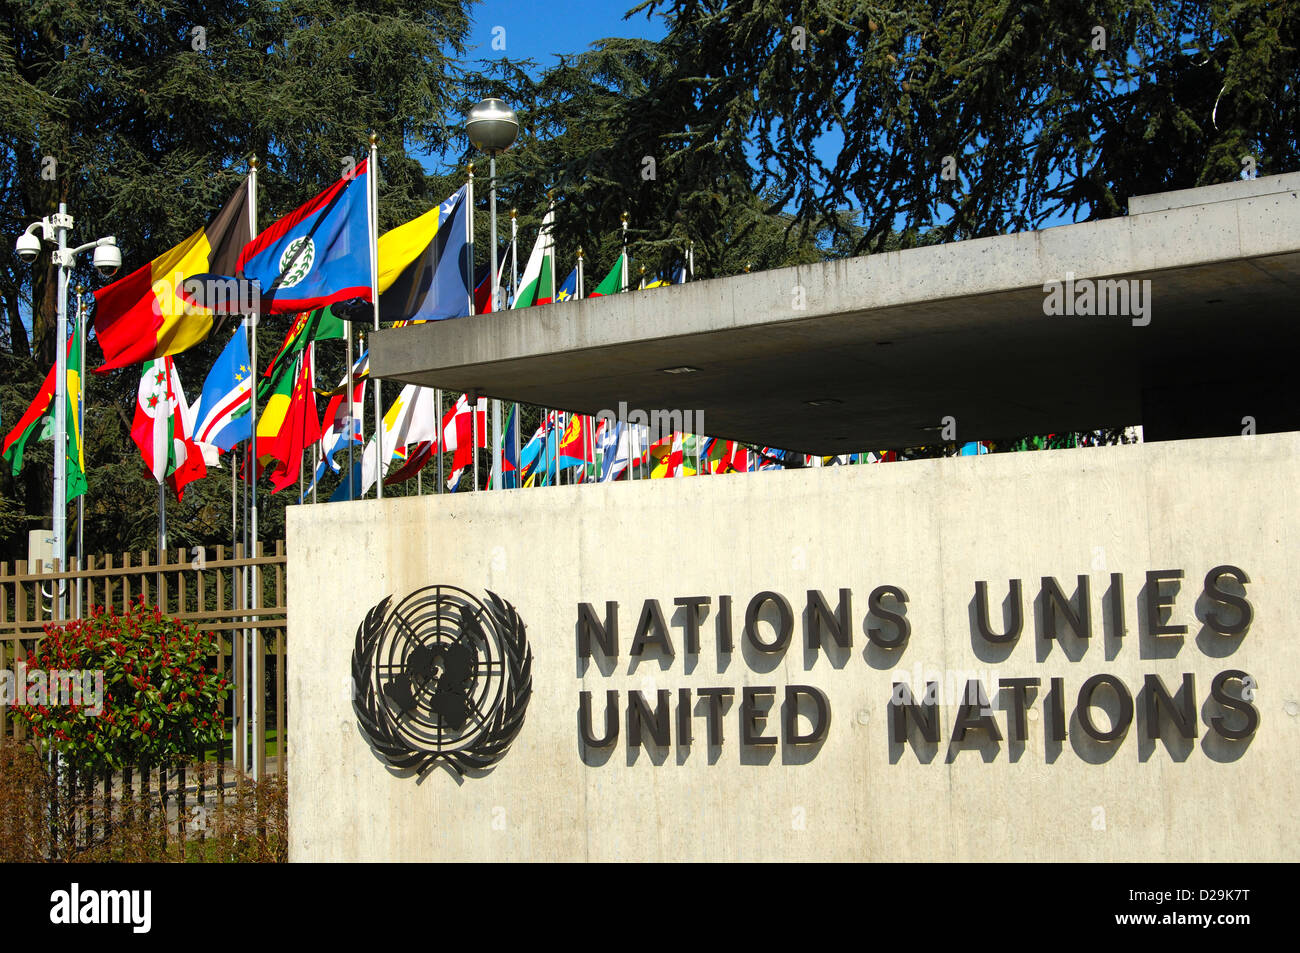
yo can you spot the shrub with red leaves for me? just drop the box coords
[13,597,230,773]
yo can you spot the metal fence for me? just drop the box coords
[0,541,286,781]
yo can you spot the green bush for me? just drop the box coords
[14,597,230,773]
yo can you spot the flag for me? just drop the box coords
[2,336,87,502]
[323,350,369,398]
[439,393,487,474]
[317,351,367,472]
[65,330,86,501]
[493,403,520,489]
[589,253,627,297]
[649,432,685,478]
[92,179,251,371]
[329,461,363,502]
[701,437,747,474]
[378,187,471,323]
[189,322,253,452]
[259,309,345,398]
[236,161,371,315]
[596,417,629,482]
[520,413,559,487]
[511,205,555,308]
[257,344,320,492]
[555,267,578,302]
[0,359,57,478]
[558,414,591,470]
[132,356,206,499]
[383,441,436,486]
[360,384,441,495]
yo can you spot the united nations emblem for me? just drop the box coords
[277,236,315,288]
[351,586,532,777]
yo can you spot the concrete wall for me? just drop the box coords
[288,433,1299,861]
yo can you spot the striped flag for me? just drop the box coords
[511,205,555,308]
[2,335,87,502]
[93,179,251,371]
[377,187,470,322]
[132,356,206,499]
[189,322,253,453]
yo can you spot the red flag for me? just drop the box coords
[439,393,487,472]
[130,356,207,500]
[260,346,322,493]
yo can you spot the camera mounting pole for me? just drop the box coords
[14,204,118,620]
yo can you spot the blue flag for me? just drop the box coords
[329,461,363,502]
[519,416,559,487]
[190,322,253,452]
[555,267,578,302]
[378,187,470,322]
[498,403,520,489]
[598,419,628,482]
[236,160,372,315]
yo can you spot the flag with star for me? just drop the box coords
[189,320,254,453]
[555,267,578,302]
[132,356,206,499]
[256,342,321,492]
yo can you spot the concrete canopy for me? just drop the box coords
[371,174,1300,454]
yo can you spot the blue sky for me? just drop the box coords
[453,2,1096,232]
[462,0,667,73]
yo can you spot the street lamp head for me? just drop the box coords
[14,229,41,264]
[466,97,519,154]
[93,239,121,278]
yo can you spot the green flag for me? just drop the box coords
[1,332,86,502]
[258,308,345,400]
[590,254,627,297]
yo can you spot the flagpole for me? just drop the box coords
[472,390,480,492]
[510,209,518,301]
[466,163,476,492]
[577,247,589,483]
[487,157,503,492]
[621,211,629,292]
[547,193,557,304]
[368,133,383,500]
[511,210,520,487]
[435,388,443,493]
[157,482,166,555]
[74,285,85,618]
[245,157,260,780]
[345,312,356,501]
[247,158,259,557]
[689,240,695,280]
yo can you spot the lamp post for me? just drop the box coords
[15,207,118,619]
[466,97,519,489]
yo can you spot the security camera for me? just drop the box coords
[14,231,41,263]
[93,241,121,278]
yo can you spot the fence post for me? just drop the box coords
[233,544,245,780]
[254,543,266,780]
